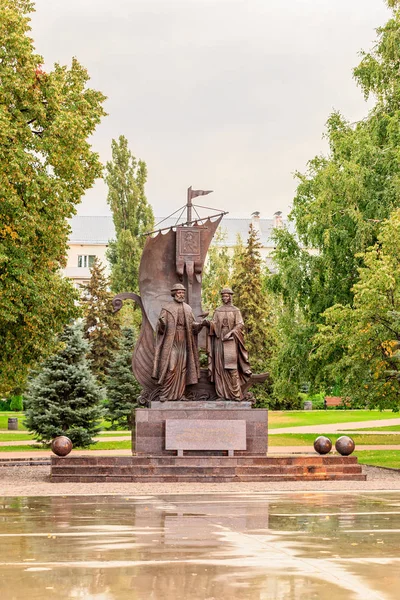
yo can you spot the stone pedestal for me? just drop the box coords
[134,406,268,456]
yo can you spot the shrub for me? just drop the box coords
[9,396,23,411]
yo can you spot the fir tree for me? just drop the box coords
[105,135,154,293]
[105,327,141,429]
[24,322,103,447]
[81,258,121,384]
[231,224,276,370]
[231,225,276,406]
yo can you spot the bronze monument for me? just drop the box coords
[112,188,266,404]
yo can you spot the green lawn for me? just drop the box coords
[0,431,129,442]
[0,444,44,452]
[98,431,130,437]
[0,413,25,430]
[357,450,400,469]
[348,425,400,432]
[269,433,400,446]
[1,410,398,433]
[0,413,120,432]
[269,410,400,429]
[88,440,131,450]
[0,440,132,452]
[0,433,34,442]
[2,435,399,453]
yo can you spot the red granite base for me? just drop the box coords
[135,407,268,455]
[50,455,366,482]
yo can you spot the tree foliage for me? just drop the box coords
[24,322,103,447]
[81,258,120,384]
[0,1,106,394]
[231,225,276,371]
[269,2,400,401]
[314,210,400,410]
[105,135,154,293]
[105,327,141,429]
[202,228,231,313]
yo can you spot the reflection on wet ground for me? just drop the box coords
[0,492,399,599]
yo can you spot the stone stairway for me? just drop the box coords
[51,455,365,482]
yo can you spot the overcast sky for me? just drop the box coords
[30,0,389,219]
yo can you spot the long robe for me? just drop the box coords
[152,301,201,400]
[208,304,251,400]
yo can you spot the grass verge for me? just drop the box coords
[0,440,132,452]
[0,433,34,442]
[345,425,400,432]
[268,410,400,429]
[356,450,400,469]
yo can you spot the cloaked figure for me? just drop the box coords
[207,288,252,400]
[152,283,206,400]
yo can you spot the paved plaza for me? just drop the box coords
[0,491,399,599]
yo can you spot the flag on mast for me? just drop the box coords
[188,187,213,201]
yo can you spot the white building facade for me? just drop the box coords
[65,212,289,287]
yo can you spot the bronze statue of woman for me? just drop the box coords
[207,288,252,400]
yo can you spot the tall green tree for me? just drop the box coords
[202,228,231,313]
[269,0,400,401]
[81,258,120,384]
[313,209,400,410]
[231,225,276,373]
[105,327,141,429]
[105,136,154,293]
[24,322,103,447]
[0,0,106,394]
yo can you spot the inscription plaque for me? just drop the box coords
[166,419,246,456]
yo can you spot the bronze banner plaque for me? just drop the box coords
[223,338,238,369]
[165,419,246,451]
[176,227,201,258]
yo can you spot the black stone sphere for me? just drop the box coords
[51,436,73,457]
[335,435,355,456]
[313,436,332,455]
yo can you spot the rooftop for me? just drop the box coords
[68,214,292,247]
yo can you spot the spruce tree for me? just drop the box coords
[105,327,141,429]
[231,224,276,370]
[24,322,103,447]
[81,258,121,384]
[105,135,154,293]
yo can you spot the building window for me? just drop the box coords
[78,255,96,268]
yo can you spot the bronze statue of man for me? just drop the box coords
[152,283,205,400]
[207,288,252,400]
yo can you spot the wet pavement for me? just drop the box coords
[0,493,399,599]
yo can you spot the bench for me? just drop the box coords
[324,396,346,409]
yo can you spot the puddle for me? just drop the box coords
[0,492,399,599]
